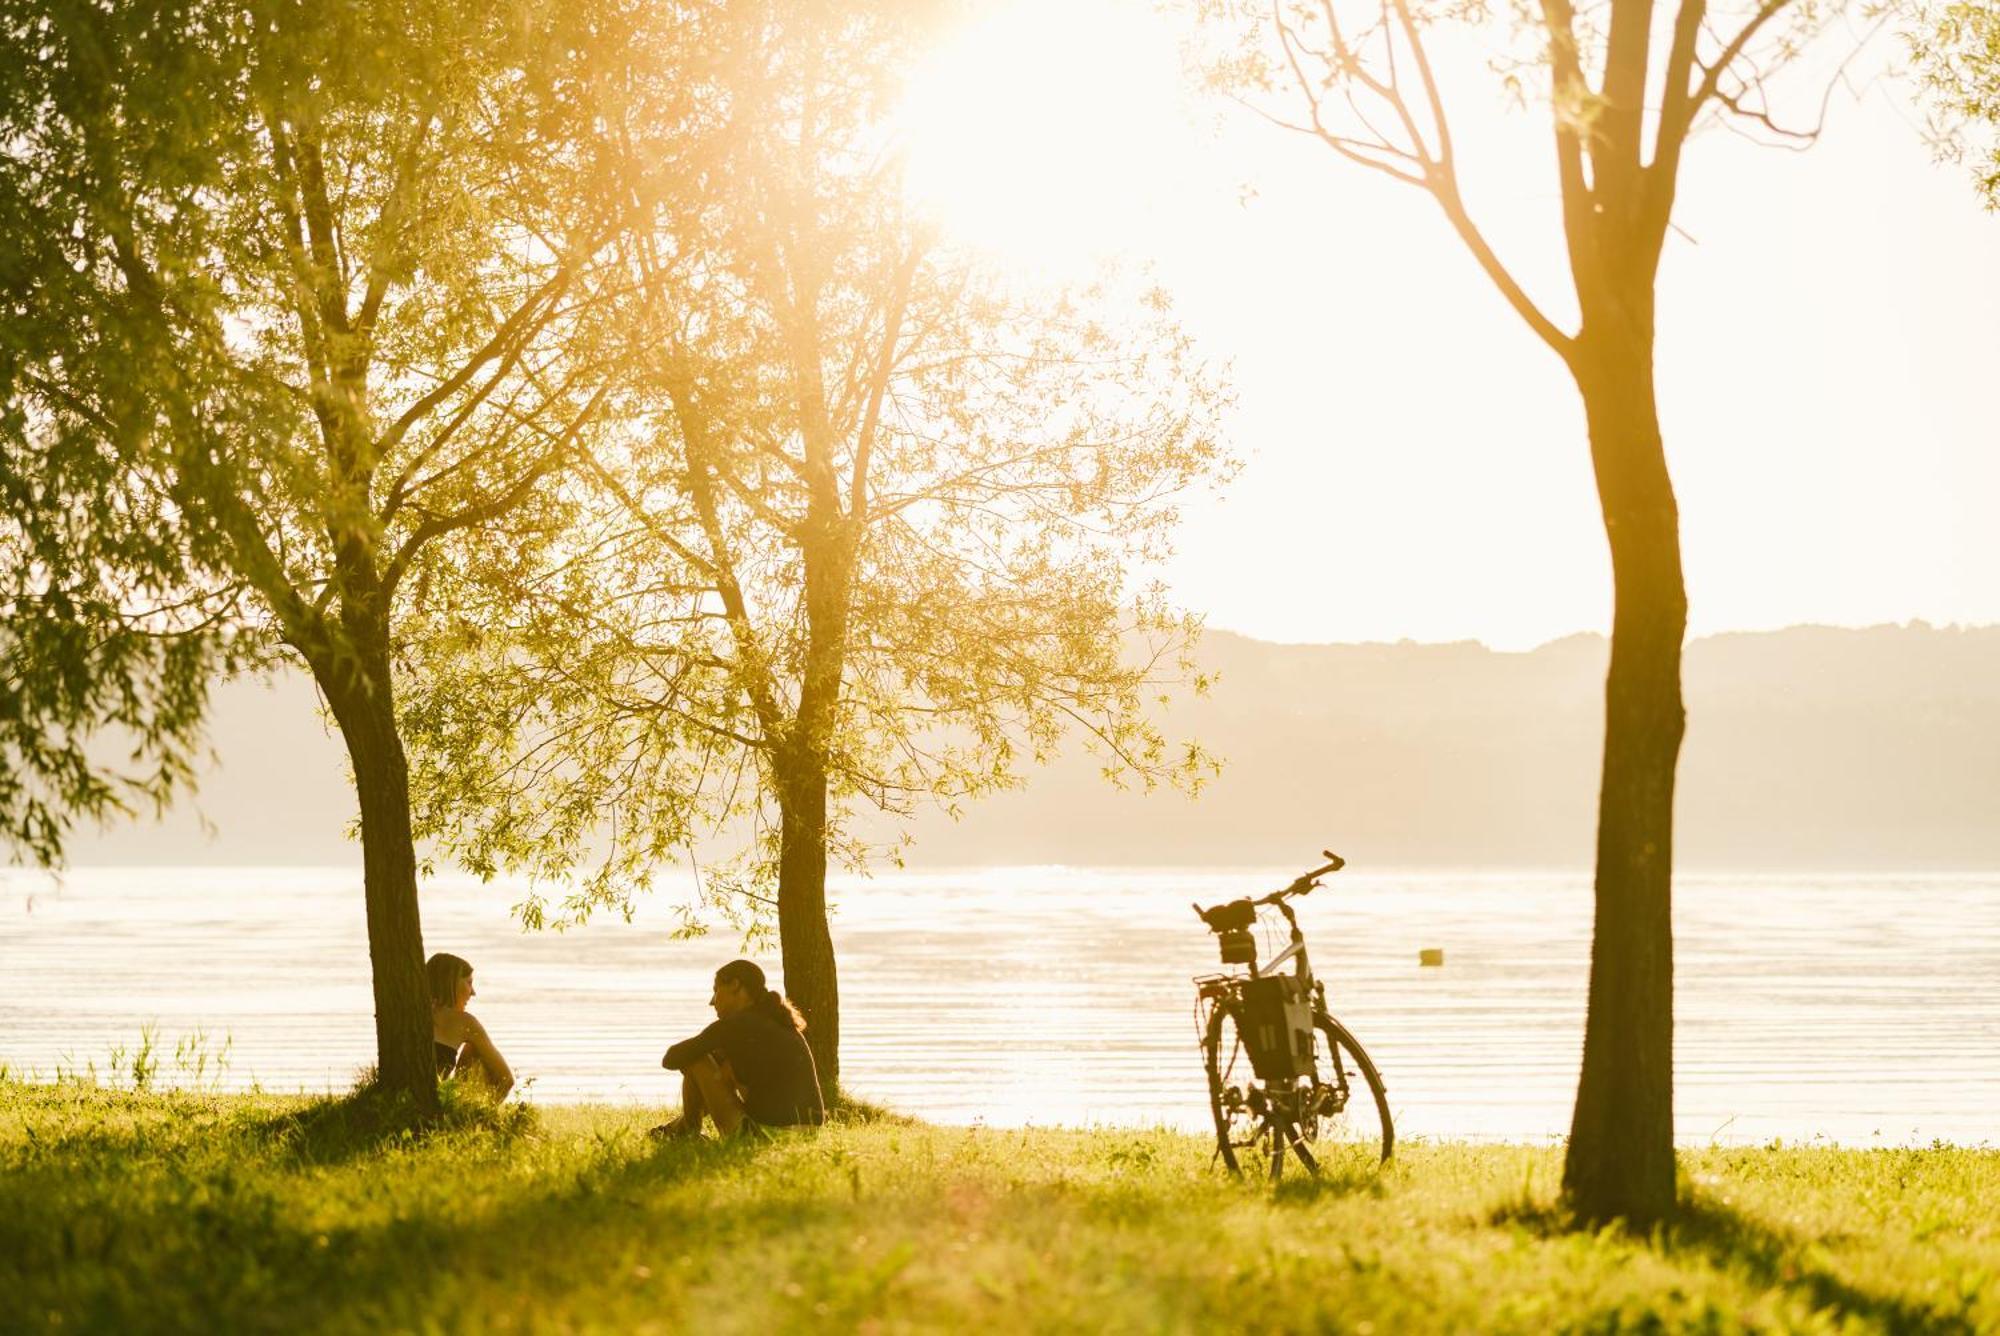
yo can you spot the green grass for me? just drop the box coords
[2,1081,1994,1333]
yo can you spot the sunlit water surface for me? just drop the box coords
[3,868,1995,1146]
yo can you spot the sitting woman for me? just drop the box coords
[428,952,515,1100]
[658,959,825,1137]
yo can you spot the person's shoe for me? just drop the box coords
[648,1117,699,1140]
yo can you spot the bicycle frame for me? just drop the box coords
[1195,896,1328,1083]
[1250,900,1311,983]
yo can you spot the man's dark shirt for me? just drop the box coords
[664,1007,826,1128]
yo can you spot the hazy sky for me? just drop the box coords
[899,0,2000,650]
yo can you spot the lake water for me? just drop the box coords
[2,867,1995,1147]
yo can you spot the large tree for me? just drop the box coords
[0,0,625,1106]
[1204,0,1851,1220]
[401,0,1230,1093]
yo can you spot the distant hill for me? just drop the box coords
[54,622,2000,870]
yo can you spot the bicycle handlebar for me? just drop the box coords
[1273,850,1345,900]
[1192,849,1345,928]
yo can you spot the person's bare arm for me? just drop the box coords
[457,1015,515,1100]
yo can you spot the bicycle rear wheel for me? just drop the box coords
[1294,1013,1394,1170]
[1202,1003,1283,1179]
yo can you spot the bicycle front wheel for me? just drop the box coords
[1295,1013,1394,1169]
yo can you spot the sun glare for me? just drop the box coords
[896,0,1191,279]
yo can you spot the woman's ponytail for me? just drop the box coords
[758,987,809,1034]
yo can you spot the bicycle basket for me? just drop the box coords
[1217,927,1257,964]
[1238,974,1314,1081]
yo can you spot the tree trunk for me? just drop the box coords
[1562,326,1687,1226]
[776,436,856,1099]
[774,747,841,1096]
[319,648,436,1113]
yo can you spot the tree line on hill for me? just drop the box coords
[68,621,2000,871]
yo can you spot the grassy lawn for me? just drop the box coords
[1,1081,1993,1333]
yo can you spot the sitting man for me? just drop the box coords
[656,958,826,1137]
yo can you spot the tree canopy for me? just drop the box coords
[1912,0,2000,203]
[0,0,623,846]
[396,0,1232,1086]
[0,0,643,1100]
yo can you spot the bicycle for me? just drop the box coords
[1192,850,1394,1179]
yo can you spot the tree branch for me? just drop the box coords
[1540,0,1603,291]
[1270,0,1577,356]
[1688,0,1795,123]
[357,111,437,336]
[376,267,574,459]
[381,385,608,597]
[849,242,923,523]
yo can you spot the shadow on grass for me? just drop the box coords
[244,1077,534,1167]
[1,1106,828,1331]
[1669,1198,1976,1334]
[228,1127,861,1329]
[1493,1195,1976,1334]
[1271,1162,1391,1206]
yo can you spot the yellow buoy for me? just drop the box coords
[1418,948,1444,968]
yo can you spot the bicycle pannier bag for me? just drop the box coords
[1239,974,1314,1081]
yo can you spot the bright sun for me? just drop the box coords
[895,0,1191,280]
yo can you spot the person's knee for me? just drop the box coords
[690,1058,744,1132]
[691,1056,732,1100]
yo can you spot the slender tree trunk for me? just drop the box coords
[771,432,856,1097]
[774,746,840,1095]
[1562,320,1687,1226]
[318,645,436,1113]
